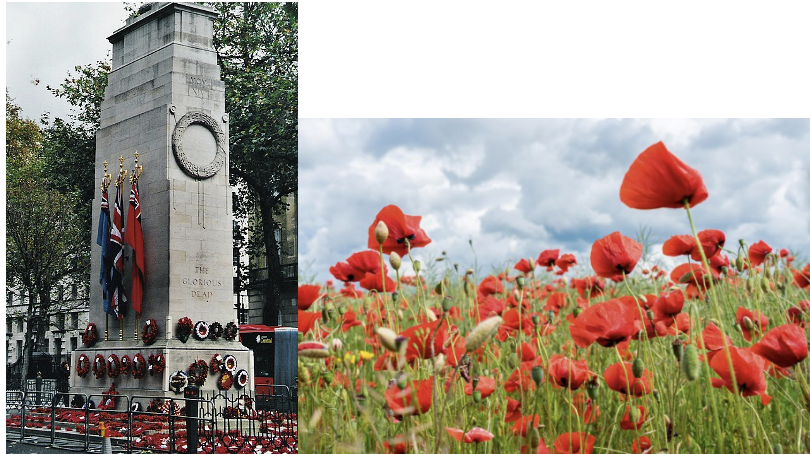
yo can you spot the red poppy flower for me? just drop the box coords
[709,346,771,405]
[341,310,363,332]
[478,275,504,297]
[651,290,685,332]
[504,397,522,422]
[632,436,652,454]
[368,205,431,256]
[359,270,397,293]
[514,258,535,274]
[511,414,540,437]
[298,310,321,336]
[794,264,810,289]
[620,141,709,210]
[748,240,772,267]
[464,376,496,398]
[697,322,734,362]
[385,377,433,416]
[693,229,725,261]
[568,298,642,348]
[662,235,696,257]
[590,232,643,279]
[571,276,605,299]
[544,292,567,314]
[750,323,808,368]
[446,427,494,443]
[554,432,596,454]
[620,405,647,430]
[401,320,448,363]
[496,308,534,341]
[671,263,712,299]
[573,394,600,424]
[329,261,364,282]
[557,253,578,273]
[548,355,594,390]
[788,300,810,327]
[604,361,652,397]
[537,249,560,267]
[297,284,321,311]
[340,282,364,299]
[708,253,730,278]
[736,306,769,342]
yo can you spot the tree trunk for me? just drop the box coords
[259,197,283,326]
[19,290,36,391]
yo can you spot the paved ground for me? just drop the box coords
[6,439,90,454]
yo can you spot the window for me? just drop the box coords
[16,319,23,333]
[274,229,282,259]
[71,284,77,300]
[57,313,65,331]
[44,339,50,354]
[71,313,78,330]
[7,291,13,305]
[16,340,23,360]
[58,286,64,302]
[7,320,12,334]
[70,337,78,352]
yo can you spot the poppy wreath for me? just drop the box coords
[223,354,237,372]
[224,322,239,341]
[169,371,189,394]
[218,370,234,391]
[235,369,249,389]
[77,354,91,377]
[132,353,147,379]
[148,353,167,376]
[107,354,121,379]
[188,359,208,386]
[209,321,224,339]
[93,354,107,379]
[193,321,209,340]
[210,354,225,373]
[120,355,131,375]
[82,323,98,347]
[176,317,194,343]
[142,319,159,345]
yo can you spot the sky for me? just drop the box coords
[299,118,810,284]
[5,2,129,123]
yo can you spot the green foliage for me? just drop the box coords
[45,60,110,131]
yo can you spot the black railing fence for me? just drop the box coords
[6,386,298,453]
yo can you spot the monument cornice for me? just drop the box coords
[107,2,219,45]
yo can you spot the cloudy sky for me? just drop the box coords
[299,119,810,283]
[6,2,129,122]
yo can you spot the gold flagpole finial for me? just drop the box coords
[101,161,112,191]
[118,156,128,187]
[131,151,144,183]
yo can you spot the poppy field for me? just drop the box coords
[298,142,810,454]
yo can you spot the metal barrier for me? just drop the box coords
[5,388,297,453]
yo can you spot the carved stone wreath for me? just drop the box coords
[171,111,226,179]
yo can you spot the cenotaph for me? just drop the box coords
[71,2,254,403]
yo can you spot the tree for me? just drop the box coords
[212,2,298,325]
[6,95,88,388]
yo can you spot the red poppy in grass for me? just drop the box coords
[368,205,431,256]
[573,394,600,424]
[794,264,810,289]
[341,310,363,332]
[504,397,522,422]
[709,253,730,278]
[736,306,769,342]
[620,141,709,210]
[709,346,771,405]
[497,308,534,341]
[788,300,810,327]
[329,260,365,282]
[537,249,560,267]
[514,258,535,274]
[511,414,540,437]
[464,376,496,398]
[504,360,540,393]
[662,235,696,257]
[548,355,594,390]
[666,312,691,336]
[297,284,321,311]
[590,232,643,279]
[694,229,725,261]
[557,253,578,273]
[620,405,647,430]
[571,276,605,299]
[298,310,321,336]
[697,322,734,362]
[401,319,448,363]
[384,377,433,416]
[632,436,653,454]
[554,432,596,454]
[751,323,808,368]
[446,427,494,443]
[671,263,712,299]
[478,275,504,297]
[476,295,505,319]
[382,438,409,454]
[340,282,364,299]
[748,240,772,267]
[544,292,567,314]
[568,298,642,348]
[359,270,397,293]
[651,289,685,332]
[604,361,652,397]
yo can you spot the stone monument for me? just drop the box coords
[71,2,253,403]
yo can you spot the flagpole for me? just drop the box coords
[105,315,109,341]
[118,156,127,341]
[131,152,143,341]
[101,161,112,342]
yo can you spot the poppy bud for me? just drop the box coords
[472,376,480,390]
[629,405,641,423]
[646,309,655,322]
[672,339,684,362]
[321,308,329,322]
[531,366,544,385]
[760,277,770,292]
[532,314,541,326]
[586,378,599,400]
[374,221,389,245]
[742,316,755,331]
[389,252,402,271]
[433,354,445,370]
[763,265,772,279]
[453,263,459,272]
[682,344,700,381]
[746,278,754,293]
[434,282,443,295]
[435,257,444,262]
[337,305,347,315]
[632,357,644,379]
[772,443,783,454]
[375,327,401,353]
[678,271,695,284]
[573,307,582,318]
[299,342,330,358]
[466,268,474,275]
[425,310,437,322]
[322,372,333,385]
[473,390,482,403]
[516,276,525,290]
[413,260,421,273]
[529,427,541,449]
[442,297,453,312]
[721,266,729,276]
[735,255,745,271]
[465,316,504,353]
[547,311,555,322]
[330,339,343,351]
[396,373,408,390]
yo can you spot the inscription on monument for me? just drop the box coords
[187,76,212,98]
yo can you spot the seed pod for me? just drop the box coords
[413,260,421,273]
[682,344,700,381]
[389,252,402,271]
[396,373,409,390]
[529,427,541,449]
[632,357,644,379]
[532,314,541,326]
[746,278,754,293]
[646,309,655,322]
[672,339,684,362]
[374,221,389,245]
[531,366,544,385]
[465,316,504,353]
[772,443,782,454]
[742,316,755,331]
[760,277,770,292]
[735,255,745,271]
[473,390,482,403]
[516,276,525,290]
[472,376,480,390]
[434,281,443,296]
[586,378,599,400]
[629,405,641,423]
[392,292,399,303]
[573,307,583,318]
[764,265,772,279]
[441,297,453,312]
[678,270,696,284]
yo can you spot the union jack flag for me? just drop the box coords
[105,182,127,320]
[125,181,144,316]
